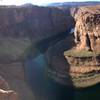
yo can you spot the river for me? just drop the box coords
[25,54,100,100]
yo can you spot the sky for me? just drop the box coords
[0,0,100,5]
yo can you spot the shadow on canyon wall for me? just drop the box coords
[23,7,76,100]
[25,32,75,100]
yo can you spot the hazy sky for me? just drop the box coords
[0,0,99,5]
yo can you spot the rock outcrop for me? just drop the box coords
[0,4,74,100]
[64,5,100,88]
[0,63,35,100]
[0,76,18,100]
[64,49,100,87]
[0,89,18,100]
[74,5,100,52]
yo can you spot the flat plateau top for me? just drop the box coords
[78,5,100,14]
[64,49,100,57]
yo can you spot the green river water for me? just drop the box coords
[25,54,100,100]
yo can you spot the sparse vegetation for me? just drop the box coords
[64,49,100,57]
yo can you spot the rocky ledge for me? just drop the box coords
[64,50,100,88]
[64,50,100,66]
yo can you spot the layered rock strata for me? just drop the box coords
[64,50,100,87]
[0,89,18,100]
[64,5,100,88]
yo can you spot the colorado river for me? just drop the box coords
[25,31,100,100]
[25,54,100,100]
[25,54,74,100]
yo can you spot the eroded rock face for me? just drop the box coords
[0,5,73,42]
[74,5,100,52]
[0,89,18,100]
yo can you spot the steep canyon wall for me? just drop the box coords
[0,5,74,100]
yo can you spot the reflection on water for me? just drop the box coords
[75,83,100,100]
[25,54,100,100]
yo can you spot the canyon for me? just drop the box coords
[0,3,99,100]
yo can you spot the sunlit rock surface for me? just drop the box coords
[0,89,18,100]
[64,5,100,88]
[74,5,100,52]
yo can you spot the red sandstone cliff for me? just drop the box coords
[0,5,74,42]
